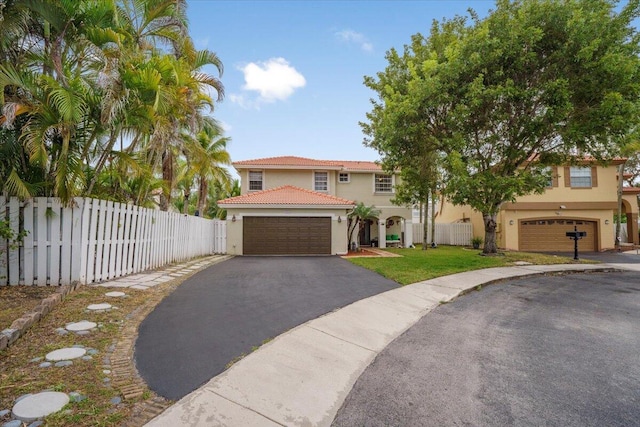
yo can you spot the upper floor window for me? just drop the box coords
[249,171,263,191]
[314,171,328,191]
[544,166,558,188]
[339,172,350,183]
[375,174,393,193]
[569,167,592,188]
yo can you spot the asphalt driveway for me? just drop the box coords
[134,256,399,400]
[333,271,640,427]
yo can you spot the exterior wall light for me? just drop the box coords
[605,219,610,225]
[509,220,514,225]
[337,216,342,223]
[231,215,236,222]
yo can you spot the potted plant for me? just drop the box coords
[471,236,483,250]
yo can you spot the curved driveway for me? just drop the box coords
[333,271,640,427]
[135,256,398,400]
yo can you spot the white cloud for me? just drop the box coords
[219,120,232,132]
[238,58,306,103]
[335,29,373,52]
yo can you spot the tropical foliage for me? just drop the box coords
[0,0,232,214]
[347,202,381,250]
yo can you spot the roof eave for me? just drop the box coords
[218,203,355,209]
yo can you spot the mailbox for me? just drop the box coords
[566,226,586,260]
[566,231,587,238]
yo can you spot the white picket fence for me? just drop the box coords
[0,197,226,286]
[412,222,473,246]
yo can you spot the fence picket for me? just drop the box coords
[8,198,20,285]
[22,200,34,285]
[61,201,73,285]
[50,198,62,286]
[36,198,48,286]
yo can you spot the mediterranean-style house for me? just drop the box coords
[436,159,640,252]
[218,156,413,255]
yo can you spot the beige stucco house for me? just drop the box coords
[437,159,640,252]
[218,156,413,255]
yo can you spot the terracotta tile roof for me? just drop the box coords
[623,186,640,194]
[233,156,382,172]
[218,185,355,206]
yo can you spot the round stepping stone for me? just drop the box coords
[105,291,126,298]
[65,321,97,332]
[87,303,112,311]
[11,392,69,422]
[45,347,86,362]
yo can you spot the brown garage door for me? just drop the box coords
[243,217,331,255]
[519,219,596,252]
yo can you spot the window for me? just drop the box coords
[375,174,393,193]
[339,172,350,183]
[544,166,558,188]
[314,171,328,191]
[569,167,592,188]
[249,171,263,191]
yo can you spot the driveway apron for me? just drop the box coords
[134,256,399,400]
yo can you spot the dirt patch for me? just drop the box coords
[343,249,380,257]
[0,285,59,330]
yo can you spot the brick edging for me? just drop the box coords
[0,281,82,352]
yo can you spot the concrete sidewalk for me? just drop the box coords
[145,263,634,427]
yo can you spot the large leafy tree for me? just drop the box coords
[364,0,640,254]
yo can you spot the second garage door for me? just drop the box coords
[243,216,331,255]
[519,219,597,252]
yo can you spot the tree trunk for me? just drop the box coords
[430,188,437,245]
[483,213,498,254]
[160,150,174,211]
[182,189,190,214]
[616,163,625,250]
[197,177,208,215]
[422,195,429,250]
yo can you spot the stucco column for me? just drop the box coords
[628,213,639,245]
[404,219,413,247]
[379,219,387,249]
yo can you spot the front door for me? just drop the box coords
[359,220,371,246]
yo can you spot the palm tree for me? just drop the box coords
[347,202,381,251]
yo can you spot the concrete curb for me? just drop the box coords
[145,263,633,427]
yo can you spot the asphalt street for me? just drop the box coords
[134,256,399,400]
[333,271,640,427]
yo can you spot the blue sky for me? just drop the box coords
[186,1,495,166]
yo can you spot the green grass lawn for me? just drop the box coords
[348,245,595,285]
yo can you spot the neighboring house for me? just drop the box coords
[437,159,640,252]
[218,156,413,255]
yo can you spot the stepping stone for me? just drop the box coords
[45,347,86,362]
[39,362,52,368]
[513,261,533,266]
[54,361,73,367]
[105,291,126,298]
[4,420,23,427]
[11,392,69,422]
[87,303,112,311]
[65,321,97,332]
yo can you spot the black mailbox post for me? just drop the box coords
[566,225,587,261]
